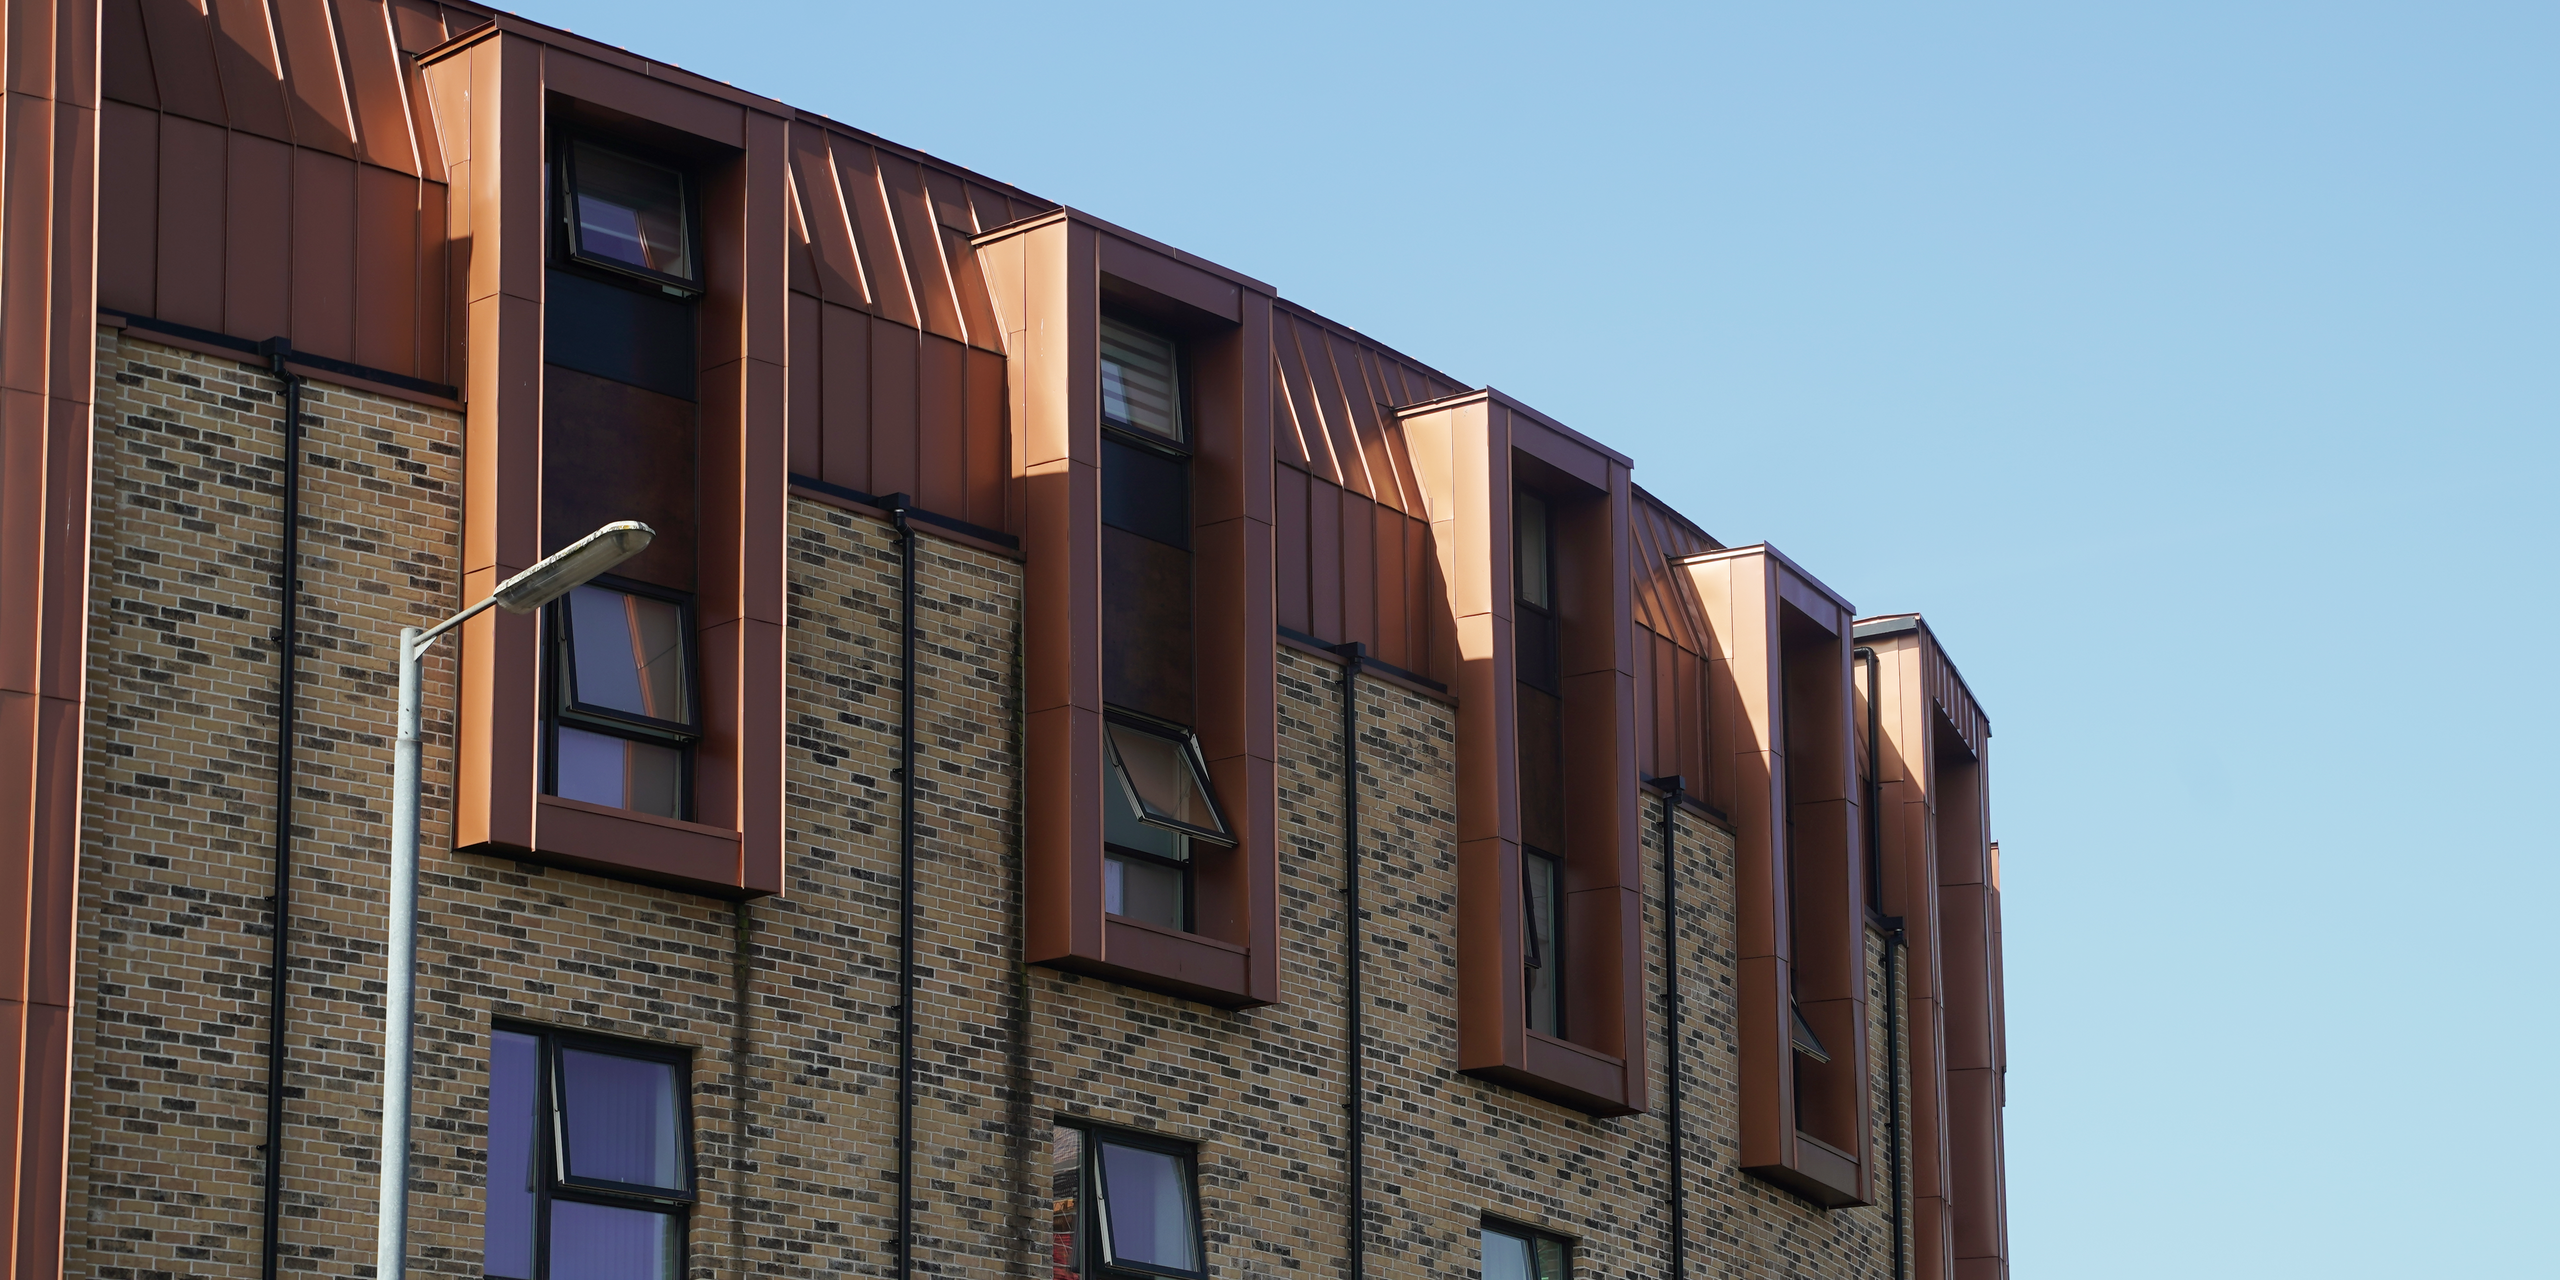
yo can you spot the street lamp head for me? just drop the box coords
[492,521,655,614]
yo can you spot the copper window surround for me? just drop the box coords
[425,25,788,900]
[978,209,1279,1009]
[1397,389,1647,1118]
[1683,543,1873,1208]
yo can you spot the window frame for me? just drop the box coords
[1102,710,1234,848]
[543,575,701,820]
[488,1022,697,1280]
[555,135,704,295]
[1053,1120,1208,1280]
[1479,1217,1573,1280]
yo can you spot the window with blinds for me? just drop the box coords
[1100,318,1183,443]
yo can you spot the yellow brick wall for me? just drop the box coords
[70,330,1908,1280]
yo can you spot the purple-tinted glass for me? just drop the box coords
[484,1031,540,1280]
[546,1199,679,1280]
[558,1047,686,1191]
[1098,1139,1196,1271]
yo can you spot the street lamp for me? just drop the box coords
[372,520,654,1280]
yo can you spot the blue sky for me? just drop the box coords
[517,2,2558,1271]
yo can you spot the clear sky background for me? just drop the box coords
[514,2,2556,1272]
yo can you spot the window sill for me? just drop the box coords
[1466,1029,1639,1117]
[496,795,754,897]
[1745,1130,1869,1209]
[1038,914,1260,1009]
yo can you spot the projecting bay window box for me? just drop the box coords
[1683,543,1874,1208]
[1397,389,1647,1118]
[427,29,786,900]
[977,209,1280,1009]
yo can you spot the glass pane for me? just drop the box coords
[571,141,693,281]
[555,725,684,819]
[1097,1140,1196,1272]
[567,585,691,724]
[1106,854,1186,931]
[1516,491,1550,611]
[1524,852,1561,1036]
[1100,318,1182,442]
[1533,1236,1569,1280]
[1106,721,1226,838]
[558,1047,686,1192]
[1050,1127,1082,1280]
[1481,1227,1533,1280]
[484,1031,540,1280]
[1105,745,1184,862]
[546,1200,680,1280]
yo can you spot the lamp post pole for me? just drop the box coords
[369,521,653,1280]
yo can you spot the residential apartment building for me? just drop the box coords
[0,1,2011,1277]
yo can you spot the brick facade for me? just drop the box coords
[69,331,1918,1280]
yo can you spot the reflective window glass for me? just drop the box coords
[1050,1127,1083,1280]
[1482,1224,1569,1280]
[555,725,684,818]
[485,1031,541,1280]
[1516,490,1550,611]
[1097,1139,1197,1273]
[1100,318,1182,442]
[566,585,692,725]
[1105,853,1186,931]
[546,1200,681,1280]
[569,141,694,283]
[558,1047,687,1193]
[1523,851,1562,1036]
[1106,720,1228,842]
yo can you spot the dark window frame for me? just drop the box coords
[543,574,701,821]
[553,134,704,296]
[1098,314,1191,446]
[1100,709,1237,938]
[488,1021,697,1280]
[1479,1216,1574,1280]
[1053,1119,1208,1280]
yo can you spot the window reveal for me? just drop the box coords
[549,583,699,819]
[484,1027,694,1280]
[1050,1123,1205,1280]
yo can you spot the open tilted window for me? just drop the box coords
[1103,715,1233,933]
[560,139,699,291]
[1050,1123,1205,1280]
[486,1026,695,1280]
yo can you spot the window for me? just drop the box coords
[1480,1221,1570,1280]
[1522,849,1563,1036]
[1100,318,1183,442]
[549,581,698,819]
[485,1027,694,1280]
[559,139,698,290]
[1050,1123,1204,1280]
[1103,715,1233,932]
[1515,486,1566,1035]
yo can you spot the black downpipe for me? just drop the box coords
[890,495,920,1280]
[1332,641,1367,1280]
[257,340,304,1280]
[1651,775,1687,1280]
[1854,644,1907,1280]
